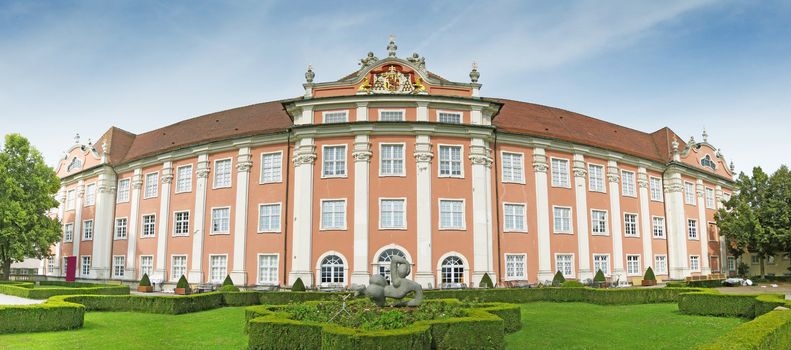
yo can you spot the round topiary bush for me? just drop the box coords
[222,275,234,287]
[643,266,656,281]
[552,271,566,286]
[292,277,306,292]
[561,280,584,288]
[139,273,151,287]
[219,284,240,292]
[479,273,494,288]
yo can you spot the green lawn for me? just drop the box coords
[0,307,247,350]
[505,302,744,350]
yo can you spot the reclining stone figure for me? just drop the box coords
[355,255,423,307]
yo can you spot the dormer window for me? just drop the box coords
[67,157,82,172]
[701,155,716,170]
[323,111,348,123]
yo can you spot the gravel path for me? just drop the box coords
[0,293,45,305]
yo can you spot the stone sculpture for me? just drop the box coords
[356,255,423,307]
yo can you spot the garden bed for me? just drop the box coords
[0,281,129,299]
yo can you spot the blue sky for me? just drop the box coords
[1,1,790,174]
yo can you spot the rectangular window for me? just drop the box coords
[688,219,698,240]
[621,170,636,196]
[380,199,406,229]
[47,258,54,274]
[260,152,282,183]
[705,187,715,209]
[84,183,96,206]
[214,159,232,188]
[555,254,574,277]
[624,214,638,237]
[503,203,526,232]
[652,217,665,238]
[142,214,156,238]
[66,190,76,210]
[113,256,125,278]
[323,111,348,123]
[209,255,227,283]
[117,179,130,202]
[439,199,465,229]
[655,255,667,274]
[501,152,524,183]
[727,257,736,272]
[380,144,405,176]
[320,200,346,230]
[438,111,462,124]
[650,177,663,201]
[64,223,73,242]
[551,158,570,187]
[588,164,605,192]
[379,110,404,121]
[751,255,759,264]
[438,145,463,177]
[505,254,527,280]
[685,182,696,205]
[83,220,94,240]
[591,210,608,235]
[140,256,153,278]
[115,218,127,239]
[81,256,91,276]
[626,255,641,276]
[211,208,230,234]
[323,145,347,177]
[553,207,572,234]
[258,204,281,232]
[690,256,700,271]
[144,172,159,198]
[174,211,190,236]
[176,165,193,193]
[258,254,279,285]
[593,254,609,275]
[171,255,187,281]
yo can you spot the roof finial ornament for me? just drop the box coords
[729,161,735,172]
[387,35,397,57]
[702,127,708,143]
[87,138,92,146]
[671,136,679,152]
[74,133,80,144]
[688,135,695,145]
[359,52,378,67]
[102,139,109,155]
[305,64,315,83]
[407,52,426,71]
[470,61,480,83]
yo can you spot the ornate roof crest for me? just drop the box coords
[358,64,426,95]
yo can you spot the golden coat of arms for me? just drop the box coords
[358,65,426,94]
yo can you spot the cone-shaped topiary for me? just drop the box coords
[643,266,656,281]
[593,269,606,283]
[552,271,565,286]
[176,275,190,291]
[479,273,494,288]
[139,273,151,287]
[292,277,306,292]
[222,275,234,287]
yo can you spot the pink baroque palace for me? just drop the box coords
[49,38,736,290]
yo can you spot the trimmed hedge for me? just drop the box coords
[224,291,262,306]
[0,281,129,299]
[59,292,225,314]
[678,291,790,319]
[697,310,791,350]
[686,279,725,288]
[423,287,704,305]
[0,297,85,334]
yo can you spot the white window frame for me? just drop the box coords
[623,213,639,237]
[210,206,231,234]
[555,253,575,278]
[257,253,280,285]
[212,158,233,189]
[649,176,663,201]
[689,255,701,272]
[208,254,228,283]
[112,255,125,278]
[173,210,191,236]
[175,164,193,193]
[688,219,698,240]
[591,209,609,236]
[378,109,405,122]
[552,206,573,234]
[436,110,462,124]
[322,110,348,123]
[319,199,347,231]
[504,253,527,281]
[654,255,668,275]
[652,216,666,239]
[550,157,570,188]
[501,151,525,184]
[84,183,96,206]
[379,143,406,177]
[379,198,407,230]
[171,254,187,281]
[141,213,156,238]
[116,178,130,203]
[503,202,527,233]
[626,254,641,276]
[66,189,76,210]
[80,255,91,276]
[705,187,715,209]
[321,144,348,178]
[727,257,736,272]
[259,151,283,184]
[143,171,159,199]
[438,198,466,230]
[593,254,610,276]
[64,223,74,242]
[82,219,94,241]
[139,255,154,278]
[257,203,282,233]
[588,163,606,193]
[684,182,696,205]
[621,170,636,197]
[114,217,128,240]
[437,144,464,178]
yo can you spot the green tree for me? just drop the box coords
[0,134,62,280]
[766,166,791,267]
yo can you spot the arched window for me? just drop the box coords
[320,255,344,284]
[377,249,406,282]
[441,256,464,284]
[700,155,716,170]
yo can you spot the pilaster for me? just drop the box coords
[716,185,727,272]
[125,169,142,279]
[289,138,316,288]
[189,154,209,283]
[607,161,626,283]
[356,102,368,122]
[350,135,372,287]
[470,138,495,287]
[664,171,688,279]
[91,170,117,280]
[154,161,173,281]
[72,181,84,263]
[533,148,553,283]
[696,179,711,275]
[55,189,66,276]
[573,154,592,281]
[231,147,252,286]
[414,135,434,287]
[416,102,429,122]
[637,168,653,271]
